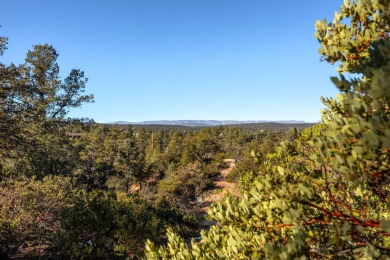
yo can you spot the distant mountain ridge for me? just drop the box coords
[107,120,310,127]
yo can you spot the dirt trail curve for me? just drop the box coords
[201,159,240,213]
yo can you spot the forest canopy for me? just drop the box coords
[145,0,390,259]
[0,39,286,258]
[1,0,390,259]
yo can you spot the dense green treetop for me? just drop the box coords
[0,40,94,158]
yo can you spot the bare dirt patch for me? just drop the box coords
[201,159,240,213]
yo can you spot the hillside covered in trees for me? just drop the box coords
[1,0,390,259]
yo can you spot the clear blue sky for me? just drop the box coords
[1,0,342,123]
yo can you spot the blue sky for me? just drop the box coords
[1,0,342,123]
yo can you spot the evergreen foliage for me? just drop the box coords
[145,1,390,258]
[2,0,388,258]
